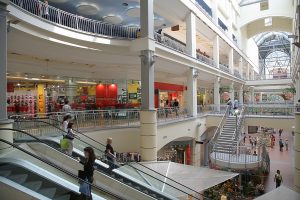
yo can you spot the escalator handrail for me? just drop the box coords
[0,134,123,200]
[14,118,206,199]
[7,126,177,199]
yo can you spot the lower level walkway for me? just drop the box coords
[263,131,294,192]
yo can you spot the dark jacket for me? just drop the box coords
[80,160,94,182]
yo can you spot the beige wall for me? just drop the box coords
[245,117,295,132]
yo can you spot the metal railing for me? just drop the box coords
[154,32,187,54]
[254,73,292,80]
[234,70,242,79]
[156,107,188,121]
[196,53,216,68]
[197,104,228,115]
[245,104,295,116]
[10,0,139,39]
[230,106,246,147]
[210,106,230,147]
[219,63,230,73]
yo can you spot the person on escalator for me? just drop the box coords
[105,137,116,174]
[63,122,77,156]
[79,147,96,200]
[62,115,72,132]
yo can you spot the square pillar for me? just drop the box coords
[214,77,220,112]
[251,69,255,80]
[187,68,197,117]
[186,12,196,58]
[294,113,300,191]
[140,0,154,39]
[247,63,250,80]
[228,48,234,74]
[239,57,243,79]
[213,35,220,68]
[230,82,235,101]
[239,85,243,105]
[250,86,255,104]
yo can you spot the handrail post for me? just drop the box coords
[57,10,61,24]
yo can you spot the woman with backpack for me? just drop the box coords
[62,122,77,155]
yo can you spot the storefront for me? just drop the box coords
[154,82,185,108]
[157,140,193,165]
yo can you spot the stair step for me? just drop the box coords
[10,174,28,184]
[54,194,71,200]
[39,187,57,198]
[0,170,12,177]
[25,181,43,191]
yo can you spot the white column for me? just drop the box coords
[297,72,300,102]
[213,35,220,68]
[252,69,255,80]
[294,113,300,192]
[139,0,157,161]
[211,0,218,23]
[187,68,197,117]
[247,63,250,80]
[186,12,196,58]
[228,48,234,74]
[239,85,243,105]
[214,77,220,112]
[294,80,298,105]
[65,79,77,104]
[239,57,243,78]
[230,82,235,100]
[250,86,255,104]
[0,1,13,154]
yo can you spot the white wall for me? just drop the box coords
[246,38,259,72]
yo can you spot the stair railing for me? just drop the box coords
[228,106,246,168]
[208,106,229,168]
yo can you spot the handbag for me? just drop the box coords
[60,138,69,149]
[79,178,91,197]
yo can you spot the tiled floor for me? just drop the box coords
[263,131,294,192]
[247,131,294,193]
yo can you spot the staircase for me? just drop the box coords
[0,163,79,200]
[214,116,238,153]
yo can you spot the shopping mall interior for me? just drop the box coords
[0,0,300,199]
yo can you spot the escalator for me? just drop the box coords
[0,138,122,200]
[13,119,207,200]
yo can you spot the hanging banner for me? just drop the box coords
[37,84,45,114]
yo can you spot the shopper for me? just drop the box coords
[43,0,49,19]
[227,98,233,115]
[279,138,284,152]
[79,147,96,200]
[62,100,72,114]
[285,139,288,151]
[173,99,179,117]
[296,99,300,112]
[279,129,283,137]
[105,137,116,173]
[253,151,257,156]
[274,170,283,188]
[64,122,77,155]
[234,99,239,110]
[62,115,72,132]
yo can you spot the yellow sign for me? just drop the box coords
[37,84,45,114]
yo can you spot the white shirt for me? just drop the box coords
[62,104,72,113]
[63,121,68,133]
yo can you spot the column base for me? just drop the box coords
[0,119,14,153]
[140,110,157,162]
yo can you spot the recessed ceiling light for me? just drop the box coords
[103,15,123,24]
[126,7,140,18]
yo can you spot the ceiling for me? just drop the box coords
[48,0,170,28]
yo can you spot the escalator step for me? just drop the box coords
[39,187,57,198]
[24,181,43,191]
[9,174,28,184]
[53,194,71,200]
[0,170,12,177]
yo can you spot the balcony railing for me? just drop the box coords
[10,0,139,39]
[154,33,187,54]
[234,70,242,79]
[219,63,230,73]
[254,73,292,80]
[196,53,216,68]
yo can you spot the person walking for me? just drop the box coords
[79,147,96,200]
[105,137,116,173]
[62,100,72,113]
[227,98,233,115]
[279,138,284,152]
[285,139,288,151]
[173,99,179,117]
[274,170,283,188]
[279,129,283,137]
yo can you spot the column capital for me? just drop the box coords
[0,2,9,18]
